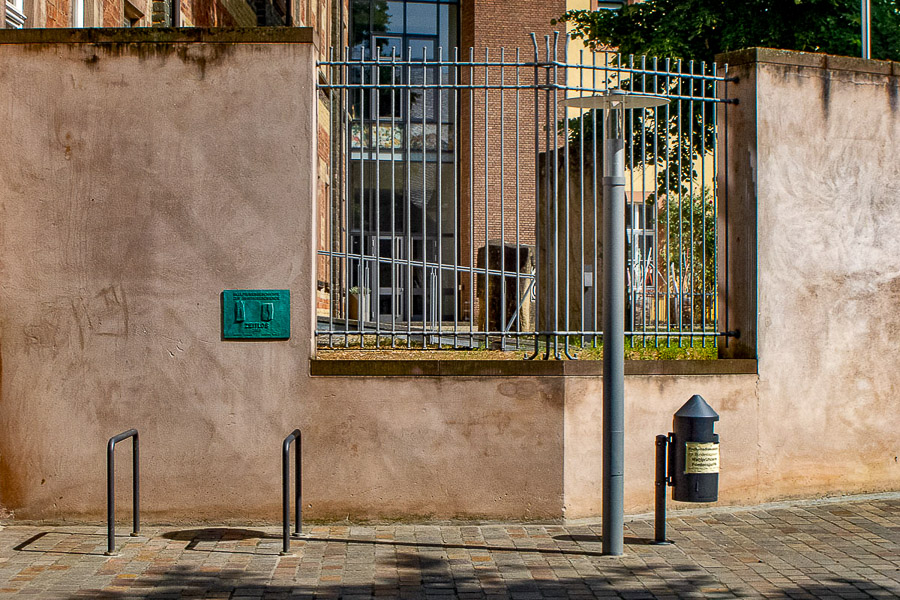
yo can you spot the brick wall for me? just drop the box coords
[101,0,120,25]
[457,0,566,319]
[43,0,69,25]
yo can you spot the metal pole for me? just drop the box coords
[294,432,302,536]
[106,429,139,556]
[132,432,140,537]
[106,442,115,555]
[862,0,871,60]
[653,434,671,544]
[282,435,292,554]
[282,429,302,555]
[601,102,625,556]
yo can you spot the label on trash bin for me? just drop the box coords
[684,442,719,474]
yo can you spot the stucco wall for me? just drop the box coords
[731,49,900,499]
[0,39,898,523]
[0,29,322,520]
[0,29,567,521]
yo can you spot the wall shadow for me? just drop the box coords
[51,531,900,600]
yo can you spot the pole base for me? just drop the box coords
[650,539,674,546]
[129,532,141,537]
[279,551,295,557]
[104,551,116,556]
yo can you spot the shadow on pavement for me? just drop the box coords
[13,531,109,556]
[295,535,609,557]
[57,556,900,600]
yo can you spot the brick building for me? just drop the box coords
[1,0,333,31]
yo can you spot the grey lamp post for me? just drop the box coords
[862,0,871,59]
[563,90,669,556]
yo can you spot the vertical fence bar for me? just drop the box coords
[551,33,560,358]
[663,57,672,348]
[469,46,475,348]
[688,59,696,346]
[592,49,600,348]
[374,52,382,347]
[578,49,585,349]
[514,47,521,349]
[343,51,352,347]
[437,45,444,347]
[483,47,490,345]
[359,52,368,344]
[722,64,729,349]
[529,33,541,358]
[406,47,413,347]
[699,60,708,347]
[421,48,429,347]
[390,49,398,344]
[626,54,635,347]
[652,56,661,347]
[500,47,507,349]
[562,36,572,357]
[678,59,686,346]
[640,55,649,343]
[453,47,460,348]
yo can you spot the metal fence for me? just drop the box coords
[316,34,734,356]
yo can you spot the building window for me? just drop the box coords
[351,0,458,60]
[347,0,459,322]
[5,0,27,27]
[123,0,143,26]
[72,0,85,26]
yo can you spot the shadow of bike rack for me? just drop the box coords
[281,428,302,555]
[106,428,139,556]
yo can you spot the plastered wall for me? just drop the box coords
[0,38,897,522]
[729,49,900,500]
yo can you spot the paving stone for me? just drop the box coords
[0,496,898,599]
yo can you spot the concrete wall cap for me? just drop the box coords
[310,359,759,377]
[716,47,898,77]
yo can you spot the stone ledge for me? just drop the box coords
[0,27,313,45]
[717,47,900,77]
[310,359,758,377]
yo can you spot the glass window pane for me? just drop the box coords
[350,0,370,47]
[439,3,458,52]
[383,1,404,33]
[408,39,435,61]
[375,36,403,58]
[407,2,437,35]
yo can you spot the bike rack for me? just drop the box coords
[281,429,302,555]
[106,429,140,556]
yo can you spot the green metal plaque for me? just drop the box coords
[222,289,290,339]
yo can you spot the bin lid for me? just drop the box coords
[674,394,719,420]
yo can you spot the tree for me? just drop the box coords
[559,0,900,198]
[559,0,900,64]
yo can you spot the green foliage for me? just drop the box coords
[575,337,718,360]
[658,189,716,300]
[559,0,900,206]
[560,0,900,63]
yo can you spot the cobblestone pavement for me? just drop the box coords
[0,495,897,599]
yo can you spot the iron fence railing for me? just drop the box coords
[316,34,734,356]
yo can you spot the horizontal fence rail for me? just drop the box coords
[316,34,733,356]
